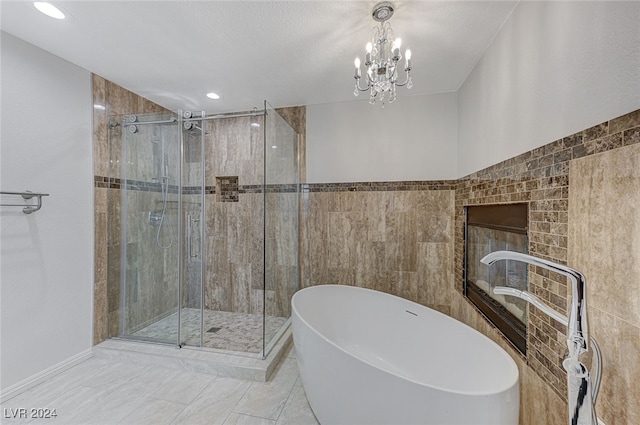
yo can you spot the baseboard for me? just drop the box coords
[0,349,94,403]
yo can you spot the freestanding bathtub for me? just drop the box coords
[292,285,519,425]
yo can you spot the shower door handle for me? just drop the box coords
[187,214,200,261]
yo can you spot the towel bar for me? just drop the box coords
[0,190,50,214]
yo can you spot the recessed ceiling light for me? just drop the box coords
[33,2,66,20]
[93,104,106,110]
[251,122,261,128]
[206,92,220,100]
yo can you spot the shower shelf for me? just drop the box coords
[0,190,50,214]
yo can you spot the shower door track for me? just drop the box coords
[183,110,266,122]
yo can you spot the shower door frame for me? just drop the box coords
[178,110,206,349]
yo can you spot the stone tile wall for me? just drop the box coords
[301,183,456,314]
[569,141,640,425]
[93,75,169,344]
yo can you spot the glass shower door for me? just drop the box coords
[263,102,300,355]
[116,112,182,345]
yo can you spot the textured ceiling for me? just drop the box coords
[1,1,518,114]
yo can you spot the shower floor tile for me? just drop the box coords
[132,308,287,353]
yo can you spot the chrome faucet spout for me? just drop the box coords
[480,250,588,355]
[480,250,597,425]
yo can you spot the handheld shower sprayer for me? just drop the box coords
[148,138,173,250]
[163,153,169,179]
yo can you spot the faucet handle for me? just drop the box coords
[493,286,569,327]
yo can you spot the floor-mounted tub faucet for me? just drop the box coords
[480,251,600,425]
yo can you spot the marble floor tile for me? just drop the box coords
[169,376,251,425]
[132,308,287,353]
[223,413,276,425]
[80,360,146,389]
[275,386,319,425]
[2,349,317,425]
[1,358,111,409]
[117,398,186,425]
[232,358,299,420]
[152,370,216,404]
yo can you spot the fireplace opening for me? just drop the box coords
[464,203,528,354]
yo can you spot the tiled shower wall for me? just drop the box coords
[93,75,170,344]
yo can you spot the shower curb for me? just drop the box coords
[93,327,292,382]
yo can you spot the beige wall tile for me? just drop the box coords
[303,189,455,311]
[569,142,640,425]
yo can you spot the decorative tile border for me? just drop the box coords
[94,176,298,195]
[305,180,457,192]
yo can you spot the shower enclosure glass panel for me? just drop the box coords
[115,112,181,345]
[263,102,299,355]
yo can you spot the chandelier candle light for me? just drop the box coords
[353,1,413,105]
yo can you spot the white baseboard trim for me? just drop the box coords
[0,349,94,403]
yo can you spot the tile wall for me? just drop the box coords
[301,182,457,314]
[93,75,170,344]
[569,141,640,425]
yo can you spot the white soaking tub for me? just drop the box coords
[292,285,519,425]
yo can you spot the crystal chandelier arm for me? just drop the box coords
[394,51,412,87]
[354,74,372,92]
[394,71,411,87]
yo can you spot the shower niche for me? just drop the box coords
[106,103,300,358]
[464,203,528,354]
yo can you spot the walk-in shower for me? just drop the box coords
[106,102,300,358]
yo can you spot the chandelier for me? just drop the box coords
[353,1,413,105]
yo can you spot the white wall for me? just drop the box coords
[306,92,458,183]
[458,1,640,177]
[0,32,93,392]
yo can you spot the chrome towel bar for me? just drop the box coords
[0,190,50,214]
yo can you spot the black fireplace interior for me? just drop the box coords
[464,203,529,354]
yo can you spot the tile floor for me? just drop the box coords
[132,309,288,353]
[1,346,318,425]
